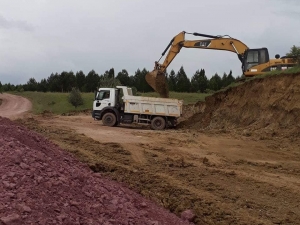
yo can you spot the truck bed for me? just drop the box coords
[123,95,183,117]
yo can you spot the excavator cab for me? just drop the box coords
[242,48,270,72]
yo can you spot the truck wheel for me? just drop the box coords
[102,113,117,127]
[151,117,166,130]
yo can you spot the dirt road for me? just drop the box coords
[0,93,32,119]
[19,114,300,225]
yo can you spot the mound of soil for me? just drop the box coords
[0,117,192,225]
[180,73,300,139]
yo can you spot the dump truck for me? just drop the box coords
[92,86,183,130]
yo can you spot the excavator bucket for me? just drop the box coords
[145,70,169,98]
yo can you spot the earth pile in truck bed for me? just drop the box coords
[0,117,192,225]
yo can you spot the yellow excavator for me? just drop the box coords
[146,31,297,97]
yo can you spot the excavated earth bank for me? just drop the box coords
[0,117,192,225]
[180,73,300,141]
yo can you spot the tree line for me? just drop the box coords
[0,66,240,93]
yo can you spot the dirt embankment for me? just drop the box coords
[180,73,300,140]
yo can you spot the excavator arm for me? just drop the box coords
[157,31,249,72]
[146,31,249,98]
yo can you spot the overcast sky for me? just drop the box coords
[0,0,300,84]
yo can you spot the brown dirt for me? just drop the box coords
[0,93,32,119]
[16,114,300,224]
[4,73,300,224]
[145,71,169,98]
[179,73,300,141]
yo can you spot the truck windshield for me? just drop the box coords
[96,90,110,100]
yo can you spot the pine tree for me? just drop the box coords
[175,66,191,92]
[208,73,222,91]
[76,71,86,92]
[168,70,177,91]
[85,70,100,92]
[116,69,131,86]
[190,69,208,93]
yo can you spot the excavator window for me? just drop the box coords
[243,48,269,71]
[246,51,259,69]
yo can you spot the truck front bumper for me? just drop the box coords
[92,110,101,120]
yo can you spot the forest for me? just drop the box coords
[0,66,239,94]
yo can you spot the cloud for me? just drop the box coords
[274,10,300,19]
[0,15,34,31]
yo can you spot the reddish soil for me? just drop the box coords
[0,117,192,225]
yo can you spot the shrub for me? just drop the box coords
[68,87,84,108]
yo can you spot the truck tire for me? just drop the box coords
[102,112,117,127]
[151,116,166,130]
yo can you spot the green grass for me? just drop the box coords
[139,91,211,104]
[11,91,94,114]
[253,66,300,78]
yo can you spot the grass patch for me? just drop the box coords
[0,98,2,106]
[11,92,94,114]
[251,66,300,78]
[139,92,210,104]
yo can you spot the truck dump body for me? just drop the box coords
[123,95,183,117]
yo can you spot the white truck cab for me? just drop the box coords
[92,86,183,130]
[93,88,117,111]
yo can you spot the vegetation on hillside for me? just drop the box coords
[286,45,300,65]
